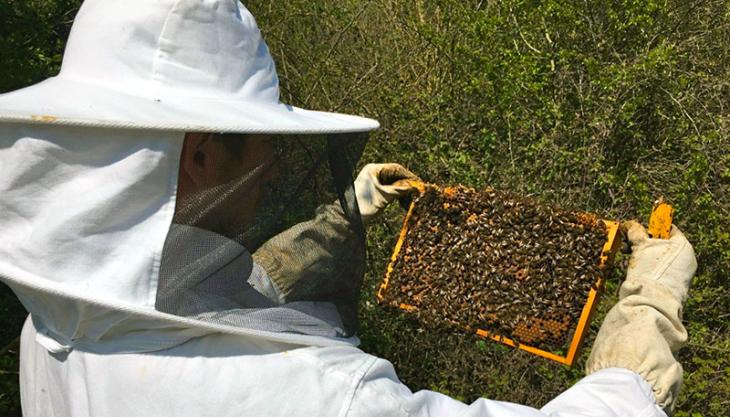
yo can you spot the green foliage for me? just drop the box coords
[249,0,730,413]
[0,0,728,415]
[0,0,81,92]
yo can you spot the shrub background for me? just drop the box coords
[1,1,728,416]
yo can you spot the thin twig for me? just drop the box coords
[335,62,379,112]
[0,336,20,357]
[660,86,701,137]
[304,1,372,105]
[509,8,541,54]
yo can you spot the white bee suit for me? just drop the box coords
[0,1,671,416]
[0,125,663,417]
[19,320,664,417]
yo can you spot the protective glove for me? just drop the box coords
[624,220,697,303]
[354,163,420,225]
[586,221,697,413]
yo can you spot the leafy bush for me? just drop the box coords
[249,1,729,414]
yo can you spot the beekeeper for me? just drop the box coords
[0,1,697,417]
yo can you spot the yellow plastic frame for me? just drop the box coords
[376,184,622,366]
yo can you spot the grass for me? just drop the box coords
[1,1,728,416]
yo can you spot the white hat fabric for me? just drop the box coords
[0,0,379,133]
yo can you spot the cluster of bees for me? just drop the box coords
[382,185,607,352]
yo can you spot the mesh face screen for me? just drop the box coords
[157,133,367,338]
[380,185,608,353]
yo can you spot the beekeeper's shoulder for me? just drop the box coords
[288,345,419,417]
[287,344,380,382]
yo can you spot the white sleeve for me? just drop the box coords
[541,368,667,417]
[346,359,666,417]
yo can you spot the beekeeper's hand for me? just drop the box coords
[623,220,697,302]
[354,163,420,224]
[586,221,697,413]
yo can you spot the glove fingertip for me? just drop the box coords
[623,220,649,244]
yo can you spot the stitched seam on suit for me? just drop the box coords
[288,350,413,417]
[285,350,395,417]
[650,238,686,282]
[347,363,415,417]
[338,355,378,417]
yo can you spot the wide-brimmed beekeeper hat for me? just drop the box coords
[0,0,379,133]
[0,0,375,355]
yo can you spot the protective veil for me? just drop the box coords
[0,0,371,354]
[0,1,671,417]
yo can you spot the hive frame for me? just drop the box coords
[376,185,622,366]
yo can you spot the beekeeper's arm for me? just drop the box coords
[343,220,698,417]
[253,163,419,303]
[579,221,697,412]
[344,363,664,417]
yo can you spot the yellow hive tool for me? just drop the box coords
[648,198,674,239]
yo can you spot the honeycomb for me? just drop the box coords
[378,185,620,364]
